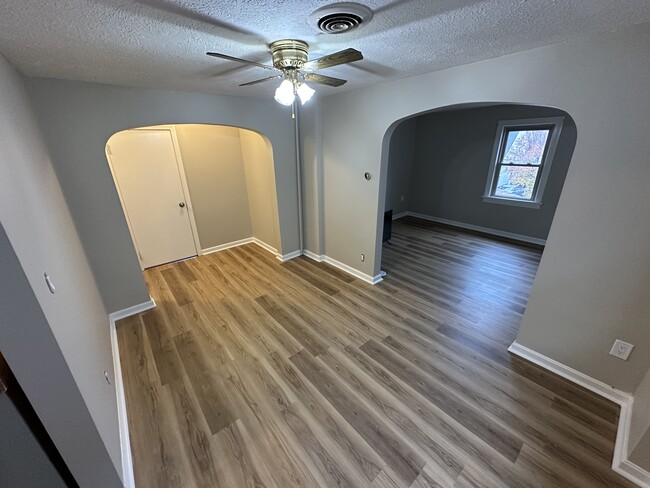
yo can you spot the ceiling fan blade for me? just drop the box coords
[303,73,347,87]
[302,48,363,71]
[206,52,276,71]
[239,75,283,87]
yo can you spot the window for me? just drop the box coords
[483,117,564,208]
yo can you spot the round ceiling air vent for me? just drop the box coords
[308,3,373,34]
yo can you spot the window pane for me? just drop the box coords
[502,129,549,165]
[494,166,539,200]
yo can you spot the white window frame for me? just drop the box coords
[483,116,564,209]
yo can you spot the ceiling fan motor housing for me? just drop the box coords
[270,40,309,69]
[308,2,373,34]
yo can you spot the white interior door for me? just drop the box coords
[108,129,198,269]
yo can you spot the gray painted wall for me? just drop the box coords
[175,124,253,249]
[307,22,650,393]
[25,79,299,313]
[629,368,650,470]
[0,395,66,488]
[386,104,576,240]
[300,101,324,256]
[0,224,122,487]
[240,128,281,251]
[630,429,650,472]
[384,117,417,216]
[0,55,121,486]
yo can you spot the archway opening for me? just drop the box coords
[377,102,577,335]
[105,124,281,270]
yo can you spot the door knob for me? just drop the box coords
[179,202,186,208]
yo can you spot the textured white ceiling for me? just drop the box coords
[1,0,649,97]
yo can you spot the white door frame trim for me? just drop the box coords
[161,126,202,255]
[109,298,157,488]
[105,144,147,269]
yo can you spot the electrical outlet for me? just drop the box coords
[609,340,634,360]
[360,253,365,262]
[104,371,111,385]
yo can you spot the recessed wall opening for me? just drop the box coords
[105,124,281,271]
[378,102,576,334]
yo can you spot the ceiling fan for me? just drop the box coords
[207,40,363,106]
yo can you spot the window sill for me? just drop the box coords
[482,196,542,209]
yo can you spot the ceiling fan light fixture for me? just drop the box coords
[208,39,362,110]
[297,82,315,105]
[274,79,295,106]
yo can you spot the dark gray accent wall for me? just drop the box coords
[387,104,576,240]
[384,117,417,215]
[0,394,67,488]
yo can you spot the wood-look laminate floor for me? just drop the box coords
[117,217,635,488]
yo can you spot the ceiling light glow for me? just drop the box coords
[274,79,295,106]
[297,82,315,105]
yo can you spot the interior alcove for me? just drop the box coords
[105,123,281,270]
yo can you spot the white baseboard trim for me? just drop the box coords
[508,341,649,487]
[252,238,277,255]
[392,211,409,220]
[203,237,278,258]
[616,459,650,487]
[108,298,156,323]
[109,298,156,488]
[369,273,384,285]
[322,256,382,285]
[508,341,631,405]
[302,249,324,262]
[201,237,254,255]
[276,250,302,262]
[406,212,546,246]
[302,251,383,285]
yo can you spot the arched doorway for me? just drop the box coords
[377,102,577,273]
[106,124,280,270]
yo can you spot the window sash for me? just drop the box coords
[492,166,540,200]
[490,125,554,201]
[483,117,565,207]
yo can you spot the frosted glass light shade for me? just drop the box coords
[297,82,315,105]
[274,80,295,106]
